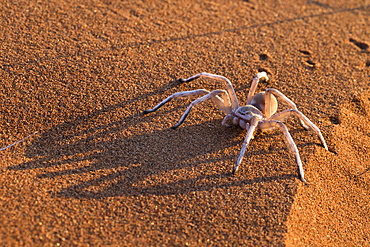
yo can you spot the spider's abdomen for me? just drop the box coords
[251,92,278,116]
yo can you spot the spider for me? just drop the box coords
[143,72,328,183]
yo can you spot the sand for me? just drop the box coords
[1,0,369,246]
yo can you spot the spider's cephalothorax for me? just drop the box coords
[143,72,328,183]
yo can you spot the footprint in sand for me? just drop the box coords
[349,38,369,53]
[298,49,318,69]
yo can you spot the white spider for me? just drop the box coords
[143,72,328,183]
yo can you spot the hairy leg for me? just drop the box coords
[265,88,310,129]
[0,131,38,151]
[246,72,269,105]
[178,73,239,110]
[270,109,328,150]
[259,120,307,183]
[233,116,260,174]
[144,89,220,114]
[221,114,234,127]
[171,89,229,129]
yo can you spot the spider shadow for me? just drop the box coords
[7,92,308,199]
[9,118,238,198]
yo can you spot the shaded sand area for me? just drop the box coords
[1,0,369,246]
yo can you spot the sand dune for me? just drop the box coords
[1,0,369,245]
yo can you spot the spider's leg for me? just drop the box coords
[233,116,260,174]
[143,89,210,114]
[171,89,228,129]
[269,109,328,150]
[0,131,38,151]
[216,90,233,114]
[221,114,234,127]
[178,72,239,110]
[259,120,307,183]
[246,72,269,105]
[265,88,310,129]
